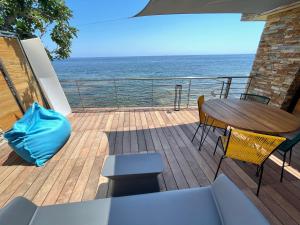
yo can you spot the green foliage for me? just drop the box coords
[0,0,77,60]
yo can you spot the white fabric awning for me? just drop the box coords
[135,0,299,17]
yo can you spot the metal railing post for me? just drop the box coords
[113,80,119,108]
[151,79,154,107]
[75,81,85,111]
[220,81,225,99]
[187,79,192,108]
[174,84,182,111]
[224,77,232,99]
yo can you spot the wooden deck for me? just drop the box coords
[0,109,300,225]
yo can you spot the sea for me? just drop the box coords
[52,54,255,108]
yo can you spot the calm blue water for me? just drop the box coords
[52,55,255,108]
[53,54,254,79]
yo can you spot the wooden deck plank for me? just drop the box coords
[0,109,299,225]
[160,112,199,188]
[69,165,95,202]
[173,117,216,182]
[56,158,85,204]
[108,112,119,155]
[165,111,210,186]
[95,131,108,157]
[24,162,57,201]
[97,112,116,198]
[260,187,299,225]
[82,156,104,201]
[135,111,147,152]
[140,111,155,151]
[115,111,124,154]
[150,111,189,189]
[129,109,139,153]
[69,130,98,202]
[122,111,131,154]
[278,181,300,211]
[5,165,43,206]
[243,189,283,225]
[42,159,77,206]
[33,160,67,205]
[264,185,300,224]
[0,166,26,195]
[147,111,177,190]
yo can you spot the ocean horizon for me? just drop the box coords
[53,54,255,80]
[53,54,255,108]
[64,53,254,59]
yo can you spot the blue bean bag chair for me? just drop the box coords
[4,102,71,166]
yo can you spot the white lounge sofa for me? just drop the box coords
[0,175,269,225]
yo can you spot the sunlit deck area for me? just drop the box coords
[0,109,300,225]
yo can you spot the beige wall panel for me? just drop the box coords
[0,70,23,131]
[0,36,46,130]
[0,37,45,110]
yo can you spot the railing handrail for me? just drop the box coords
[60,75,252,83]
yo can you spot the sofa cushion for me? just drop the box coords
[0,197,37,225]
[33,199,111,225]
[211,174,269,225]
[32,187,221,225]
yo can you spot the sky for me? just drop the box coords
[43,0,266,57]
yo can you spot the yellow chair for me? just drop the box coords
[213,128,286,196]
[192,96,227,142]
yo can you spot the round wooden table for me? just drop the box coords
[202,99,300,135]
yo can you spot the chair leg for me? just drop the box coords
[288,148,293,166]
[280,152,287,182]
[192,124,201,142]
[255,165,260,177]
[214,156,225,180]
[213,137,220,156]
[199,122,213,152]
[256,165,264,196]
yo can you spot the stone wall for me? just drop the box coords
[247,7,300,109]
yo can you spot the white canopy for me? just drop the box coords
[135,0,299,17]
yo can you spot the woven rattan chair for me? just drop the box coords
[191,96,227,142]
[213,128,286,196]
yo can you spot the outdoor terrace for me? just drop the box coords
[0,109,299,225]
